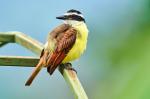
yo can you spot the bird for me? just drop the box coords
[25,9,89,86]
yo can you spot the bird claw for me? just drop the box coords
[63,63,77,74]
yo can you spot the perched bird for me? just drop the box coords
[25,9,89,86]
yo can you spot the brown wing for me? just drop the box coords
[46,27,77,75]
[48,24,70,39]
[25,24,71,86]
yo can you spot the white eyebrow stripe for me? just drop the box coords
[64,13,84,18]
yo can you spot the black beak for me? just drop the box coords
[56,15,67,20]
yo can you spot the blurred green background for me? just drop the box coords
[0,0,150,99]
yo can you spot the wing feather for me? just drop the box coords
[46,27,77,75]
[25,24,74,85]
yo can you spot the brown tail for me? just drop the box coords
[25,61,43,86]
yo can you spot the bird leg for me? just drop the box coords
[59,63,77,74]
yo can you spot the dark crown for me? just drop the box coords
[66,9,85,22]
[56,9,85,22]
[67,9,82,14]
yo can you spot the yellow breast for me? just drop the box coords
[62,23,88,63]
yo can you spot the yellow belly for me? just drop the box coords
[62,24,88,63]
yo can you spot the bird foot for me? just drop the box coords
[63,63,77,74]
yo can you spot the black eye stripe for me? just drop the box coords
[65,15,85,22]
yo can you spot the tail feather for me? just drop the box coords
[25,61,43,86]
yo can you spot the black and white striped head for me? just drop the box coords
[56,9,85,24]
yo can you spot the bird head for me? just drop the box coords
[56,9,85,26]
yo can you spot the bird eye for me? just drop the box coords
[68,18,72,20]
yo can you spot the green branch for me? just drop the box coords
[0,32,88,99]
[0,56,39,66]
[0,42,8,47]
